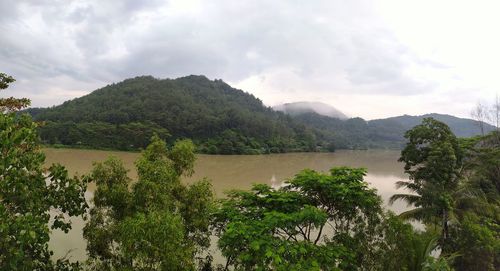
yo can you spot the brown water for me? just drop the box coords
[44,148,408,262]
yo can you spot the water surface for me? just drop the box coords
[44,148,408,262]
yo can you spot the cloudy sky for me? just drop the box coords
[1,0,499,119]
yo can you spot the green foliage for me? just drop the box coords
[373,214,457,271]
[422,257,454,271]
[392,118,499,270]
[213,167,385,270]
[293,112,493,150]
[446,132,500,270]
[0,74,88,270]
[117,211,193,270]
[373,214,434,271]
[390,118,463,243]
[4,72,497,270]
[0,73,30,111]
[29,76,319,154]
[26,75,492,153]
[38,121,170,150]
[447,213,499,271]
[0,72,15,89]
[83,135,215,270]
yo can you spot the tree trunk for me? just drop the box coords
[441,210,449,248]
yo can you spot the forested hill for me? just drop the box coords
[27,75,493,153]
[370,113,496,137]
[292,112,494,150]
[29,75,318,153]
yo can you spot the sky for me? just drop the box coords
[1,0,499,120]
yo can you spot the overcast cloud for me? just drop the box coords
[1,0,499,119]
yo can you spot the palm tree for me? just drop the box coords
[389,180,428,221]
[408,234,438,271]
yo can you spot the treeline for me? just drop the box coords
[27,75,492,154]
[2,74,498,270]
[29,75,317,154]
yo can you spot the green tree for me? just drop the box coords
[213,167,384,270]
[447,213,499,271]
[390,118,463,244]
[83,135,215,270]
[446,133,500,270]
[0,73,29,112]
[0,73,88,270]
[390,119,499,269]
[373,213,458,271]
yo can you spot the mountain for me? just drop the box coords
[28,75,317,154]
[291,112,495,150]
[26,75,494,153]
[370,113,496,138]
[273,101,348,119]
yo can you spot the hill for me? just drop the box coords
[370,113,496,137]
[28,75,317,154]
[291,112,494,149]
[273,101,348,119]
[27,75,494,153]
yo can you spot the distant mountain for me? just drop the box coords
[273,101,348,119]
[26,75,495,153]
[370,113,496,138]
[291,112,494,150]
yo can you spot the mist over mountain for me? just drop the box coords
[26,75,493,153]
[273,101,348,120]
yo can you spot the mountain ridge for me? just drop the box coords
[28,75,318,153]
[26,75,494,153]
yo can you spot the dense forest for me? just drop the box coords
[27,75,316,154]
[294,112,495,150]
[26,75,493,154]
[1,73,499,270]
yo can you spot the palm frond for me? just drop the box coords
[454,184,486,200]
[395,180,412,189]
[421,235,439,262]
[398,207,432,221]
[389,193,421,206]
[395,181,420,192]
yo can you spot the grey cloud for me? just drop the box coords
[0,0,446,108]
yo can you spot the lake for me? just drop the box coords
[44,148,409,262]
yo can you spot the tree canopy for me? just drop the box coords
[213,167,388,270]
[83,135,215,270]
[391,118,499,270]
[0,73,88,270]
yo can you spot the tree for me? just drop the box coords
[390,118,463,245]
[492,94,500,132]
[446,133,500,270]
[213,167,385,270]
[83,135,215,270]
[0,73,30,112]
[374,214,452,271]
[0,73,88,270]
[471,101,488,135]
[447,213,499,271]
